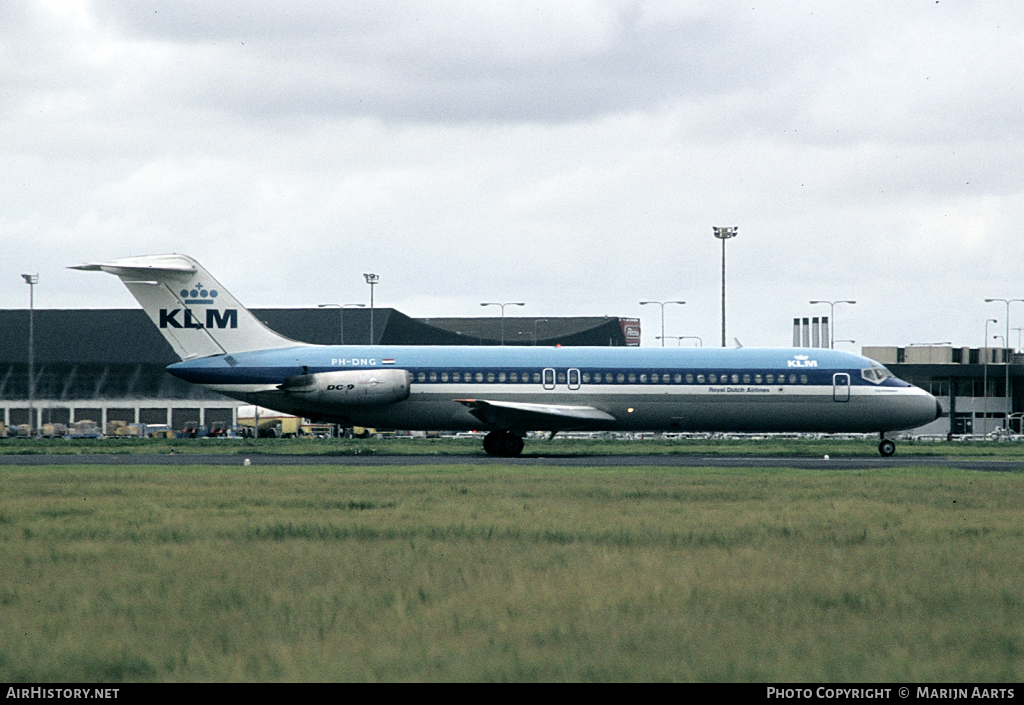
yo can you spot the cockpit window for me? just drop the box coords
[861,362,894,384]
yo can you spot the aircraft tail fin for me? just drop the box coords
[71,254,296,360]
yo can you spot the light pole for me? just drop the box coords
[480,302,525,345]
[995,334,1008,432]
[984,319,998,434]
[363,274,379,345]
[640,301,686,347]
[713,226,738,347]
[22,274,37,437]
[809,300,856,349]
[318,304,365,345]
[985,298,1024,431]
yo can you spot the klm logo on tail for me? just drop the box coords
[160,308,238,330]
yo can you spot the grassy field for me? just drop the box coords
[1,461,1023,682]
[4,434,1024,458]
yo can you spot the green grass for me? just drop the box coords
[4,434,1024,458]
[1,463,1023,681]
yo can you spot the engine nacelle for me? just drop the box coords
[278,369,411,405]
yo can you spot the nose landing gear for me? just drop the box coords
[878,434,896,457]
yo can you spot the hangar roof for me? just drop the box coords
[0,308,634,365]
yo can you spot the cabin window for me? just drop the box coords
[476,372,484,383]
[789,374,797,384]
[697,374,705,383]
[498,372,506,383]
[582,372,591,383]
[616,373,625,383]
[510,372,518,383]
[675,374,683,383]
[709,374,717,383]
[639,374,648,383]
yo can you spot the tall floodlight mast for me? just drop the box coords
[713,227,738,347]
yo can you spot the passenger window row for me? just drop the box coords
[410,369,814,385]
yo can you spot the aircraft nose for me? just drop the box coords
[904,388,943,429]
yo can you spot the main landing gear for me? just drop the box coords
[878,433,896,457]
[483,430,524,457]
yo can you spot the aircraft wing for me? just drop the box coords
[455,398,616,431]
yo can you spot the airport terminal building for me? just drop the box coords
[0,308,639,434]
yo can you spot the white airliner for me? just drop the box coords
[73,254,941,457]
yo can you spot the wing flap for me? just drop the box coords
[455,398,616,431]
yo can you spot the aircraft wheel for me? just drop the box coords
[483,431,499,456]
[499,432,524,457]
[483,431,524,457]
[878,439,896,457]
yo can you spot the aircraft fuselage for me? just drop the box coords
[168,344,940,437]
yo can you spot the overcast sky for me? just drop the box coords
[4,1,1024,349]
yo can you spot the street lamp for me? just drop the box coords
[22,274,37,437]
[318,303,365,345]
[713,226,738,347]
[363,274,379,345]
[480,302,525,345]
[984,320,998,427]
[985,298,1024,431]
[809,300,856,349]
[640,301,686,347]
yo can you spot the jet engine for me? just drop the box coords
[278,369,411,405]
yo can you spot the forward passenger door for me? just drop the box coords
[833,373,851,402]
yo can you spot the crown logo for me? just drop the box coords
[180,282,219,304]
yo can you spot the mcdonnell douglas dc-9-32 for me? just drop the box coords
[72,254,941,456]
